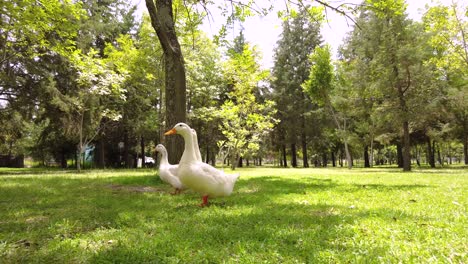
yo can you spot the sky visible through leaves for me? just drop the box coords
[131,0,457,68]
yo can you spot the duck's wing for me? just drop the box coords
[167,164,179,177]
[162,165,183,188]
[196,162,230,185]
[166,173,183,189]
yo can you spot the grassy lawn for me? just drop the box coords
[0,167,466,263]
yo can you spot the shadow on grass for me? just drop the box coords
[0,168,74,176]
[0,172,440,263]
[0,168,158,177]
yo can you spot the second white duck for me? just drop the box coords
[155,144,185,195]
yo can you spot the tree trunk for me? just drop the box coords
[60,147,67,169]
[301,134,309,168]
[437,143,443,166]
[402,120,411,171]
[300,113,309,168]
[7,141,13,159]
[146,0,186,164]
[211,150,215,167]
[77,112,84,172]
[291,143,297,168]
[427,138,435,168]
[331,151,336,167]
[77,147,83,172]
[464,134,468,165]
[314,157,320,167]
[141,136,145,167]
[397,143,403,168]
[343,141,352,169]
[447,144,452,165]
[364,145,370,168]
[322,153,327,167]
[396,76,411,170]
[340,119,352,169]
[339,150,343,167]
[97,137,105,168]
[238,156,243,168]
[230,154,237,170]
[415,146,421,167]
[369,122,374,167]
[281,144,287,167]
[123,131,129,168]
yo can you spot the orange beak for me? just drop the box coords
[164,128,177,136]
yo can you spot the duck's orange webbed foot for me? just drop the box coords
[199,195,209,207]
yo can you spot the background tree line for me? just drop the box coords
[0,0,466,171]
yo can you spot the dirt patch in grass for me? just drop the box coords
[106,184,164,193]
[310,207,340,217]
[25,216,49,224]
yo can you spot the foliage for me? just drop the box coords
[61,48,127,170]
[0,0,84,59]
[337,1,451,170]
[303,45,354,169]
[0,0,84,157]
[423,1,468,162]
[303,45,333,107]
[0,111,26,155]
[218,43,277,169]
[105,28,162,150]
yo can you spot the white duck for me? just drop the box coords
[155,144,185,195]
[165,123,240,206]
[191,128,202,162]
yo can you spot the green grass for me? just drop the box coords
[0,167,466,263]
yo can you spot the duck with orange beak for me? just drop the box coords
[164,123,240,206]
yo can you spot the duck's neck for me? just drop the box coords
[159,149,169,166]
[193,134,201,161]
[180,133,196,164]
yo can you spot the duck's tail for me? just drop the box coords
[228,173,240,183]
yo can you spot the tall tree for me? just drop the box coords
[271,7,322,167]
[105,31,163,168]
[340,0,433,171]
[423,1,468,164]
[0,0,85,166]
[53,49,126,171]
[145,0,186,164]
[303,45,353,169]
[369,0,413,171]
[218,42,276,170]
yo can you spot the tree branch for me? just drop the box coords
[451,2,468,66]
[145,0,177,54]
[226,0,267,16]
[313,0,361,29]
[402,65,411,94]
